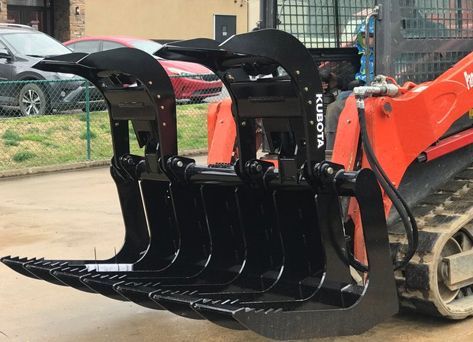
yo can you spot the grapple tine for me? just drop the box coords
[81,274,129,301]
[128,180,180,272]
[52,267,96,293]
[114,282,165,310]
[149,290,204,319]
[1,256,43,279]
[191,299,250,330]
[24,260,69,286]
[131,182,211,275]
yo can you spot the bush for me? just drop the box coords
[22,133,47,143]
[80,130,97,140]
[4,140,19,147]
[12,151,36,162]
[2,129,21,143]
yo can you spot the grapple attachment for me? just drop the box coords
[1,29,398,339]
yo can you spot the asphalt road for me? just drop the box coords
[1,167,473,341]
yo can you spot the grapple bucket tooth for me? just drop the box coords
[24,260,69,286]
[2,29,400,340]
[81,274,129,301]
[114,282,165,310]
[1,256,43,279]
[149,290,204,319]
[191,299,253,330]
[51,267,96,293]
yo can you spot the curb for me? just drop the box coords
[0,160,110,179]
[0,150,207,179]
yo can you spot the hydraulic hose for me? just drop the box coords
[356,98,419,271]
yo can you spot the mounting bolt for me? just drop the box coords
[148,81,153,85]
[176,160,184,168]
[309,120,314,125]
[247,161,263,174]
[295,70,301,75]
[241,121,247,127]
[157,94,161,99]
[304,87,309,92]
[347,119,351,124]
[163,122,167,127]
[160,105,165,110]
[326,167,334,175]
[226,74,235,81]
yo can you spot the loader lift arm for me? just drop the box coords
[332,55,473,267]
[1,29,398,339]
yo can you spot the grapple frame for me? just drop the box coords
[1,29,397,339]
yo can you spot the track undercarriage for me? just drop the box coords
[393,165,473,318]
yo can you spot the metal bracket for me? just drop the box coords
[442,249,473,290]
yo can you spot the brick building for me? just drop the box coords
[0,0,258,42]
[1,0,84,41]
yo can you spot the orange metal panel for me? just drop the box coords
[332,52,473,264]
[207,100,236,165]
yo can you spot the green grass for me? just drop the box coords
[2,129,21,143]
[12,151,36,162]
[0,103,209,171]
[4,139,19,147]
[22,133,48,142]
[80,130,97,140]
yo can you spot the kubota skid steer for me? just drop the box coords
[1,29,400,339]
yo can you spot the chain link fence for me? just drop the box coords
[0,76,228,172]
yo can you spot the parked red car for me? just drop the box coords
[64,36,223,102]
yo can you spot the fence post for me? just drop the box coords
[85,81,91,161]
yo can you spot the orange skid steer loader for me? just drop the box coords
[4,3,473,340]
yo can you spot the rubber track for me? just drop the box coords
[389,166,473,319]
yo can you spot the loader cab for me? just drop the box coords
[255,0,473,156]
[263,0,473,85]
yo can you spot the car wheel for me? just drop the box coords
[19,83,47,116]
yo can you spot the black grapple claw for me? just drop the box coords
[1,29,398,340]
